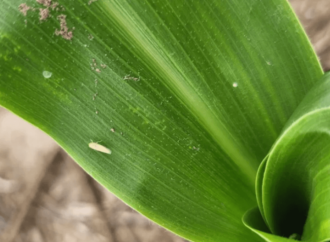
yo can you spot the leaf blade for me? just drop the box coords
[0,0,323,241]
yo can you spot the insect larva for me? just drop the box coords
[88,142,111,154]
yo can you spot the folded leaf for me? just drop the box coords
[254,73,330,241]
[243,207,298,242]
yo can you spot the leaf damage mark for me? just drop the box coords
[123,74,140,81]
[36,0,52,21]
[92,93,98,100]
[88,0,98,5]
[55,14,74,40]
[90,59,106,73]
[18,4,31,16]
[36,0,52,7]
[39,8,50,21]
[90,59,97,70]
[88,34,94,40]
[18,1,74,40]
[51,2,59,10]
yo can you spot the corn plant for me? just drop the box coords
[0,0,328,241]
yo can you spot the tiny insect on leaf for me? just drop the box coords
[88,142,111,154]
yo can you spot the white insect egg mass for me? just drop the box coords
[42,70,52,79]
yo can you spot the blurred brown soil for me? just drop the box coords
[0,1,329,241]
[0,111,186,242]
[290,0,330,71]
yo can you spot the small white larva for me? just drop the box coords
[88,142,111,154]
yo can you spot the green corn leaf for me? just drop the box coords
[0,0,324,241]
[250,73,330,242]
[243,208,297,242]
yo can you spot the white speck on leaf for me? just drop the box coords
[42,70,52,78]
[232,82,238,88]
